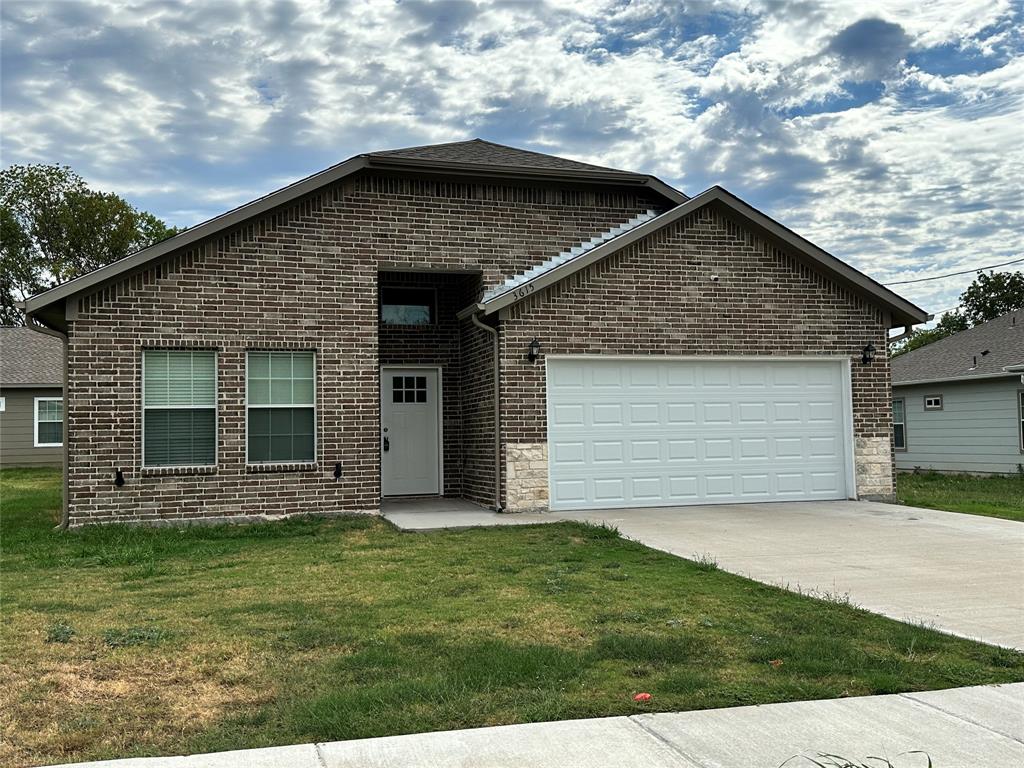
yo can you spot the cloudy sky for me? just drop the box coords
[3,0,1022,320]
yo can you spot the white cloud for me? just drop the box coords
[1,0,1022,319]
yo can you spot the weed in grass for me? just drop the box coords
[692,552,720,571]
[45,621,75,643]
[575,520,621,539]
[102,627,172,648]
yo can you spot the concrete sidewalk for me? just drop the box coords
[51,683,1024,767]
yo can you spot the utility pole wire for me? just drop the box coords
[883,258,1024,285]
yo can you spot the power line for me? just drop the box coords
[883,258,1024,285]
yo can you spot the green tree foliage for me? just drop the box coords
[891,269,1024,357]
[0,164,179,325]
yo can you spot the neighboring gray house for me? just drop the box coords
[0,327,64,468]
[891,309,1024,474]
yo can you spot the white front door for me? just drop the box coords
[381,368,441,496]
[546,358,852,511]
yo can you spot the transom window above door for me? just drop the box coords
[380,286,436,326]
[393,375,427,403]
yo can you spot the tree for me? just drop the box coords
[0,164,179,325]
[890,269,1024,357]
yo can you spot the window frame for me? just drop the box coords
[892,397,907,452]
[0,396,5,412]
[924,394,943,411]
[141,349,218,469]
[33,396,64,448]
[245,350,318,465]
[1019,390,1024,453]
[379,285,438,327]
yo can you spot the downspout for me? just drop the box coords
[470,312,502,512]
[26,314,70,530]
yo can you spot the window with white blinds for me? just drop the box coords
[246,351,315,463]
[143,350,217,467]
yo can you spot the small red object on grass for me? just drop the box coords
[633,692,652,702]
[769,659,784,669]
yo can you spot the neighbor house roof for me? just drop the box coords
[23,139,686,330]
[0,327,64,387]
[460,186,929,328]
[892,308,1024,385]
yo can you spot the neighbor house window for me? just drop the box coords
[143,350,217,467]
[0,396,5,412]
[1019,391,1024,452]
[892,398,906,451]
[924,394,943,410]
[380,286,436,326]
[33,397,63,447]
[247,351,315,463]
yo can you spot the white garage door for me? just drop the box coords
[546,358,852,510]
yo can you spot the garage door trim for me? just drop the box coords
[544,355,857,509]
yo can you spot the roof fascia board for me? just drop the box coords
[710,188,927,324]
[0,382,64,389]
[892,371,1021,387]
[24,156,370,315]
[473,187,928,326]
[365,156,688,203]
[25,154,686,319]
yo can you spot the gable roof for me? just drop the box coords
[892,308,1024,385]
[23,140,686,330]
[0,327,64,387]
[461,186,929,328]
[368,138,630,174]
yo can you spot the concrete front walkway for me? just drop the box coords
[51,683,1024,767]
[384,498,1024,650]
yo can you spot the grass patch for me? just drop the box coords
[2,466,1023,767]
[897,471,1024,522]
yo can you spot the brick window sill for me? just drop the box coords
[245,462,318,474]
[140,466,217,477]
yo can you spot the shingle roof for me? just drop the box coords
[0,327,63,387]
[367,138,631,175]
[891,309,1024,385]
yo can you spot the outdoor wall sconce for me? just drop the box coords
[861,342,876,365]
[333,462,342,480]
[114,468,125,487]
[527,338,541,363]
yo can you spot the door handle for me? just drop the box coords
[383,436,390,452]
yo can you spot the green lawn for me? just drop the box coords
[897,471,1024,522]
[3,468,1023,768]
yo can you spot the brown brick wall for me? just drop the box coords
[65,173,660,525]
[498,203,894,505]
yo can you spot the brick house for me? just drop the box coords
[23,140,927,527]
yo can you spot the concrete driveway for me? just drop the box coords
[550,500,1024,649]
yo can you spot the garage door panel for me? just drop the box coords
[546,359,850,510]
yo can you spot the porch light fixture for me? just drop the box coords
[527,338,541,363]
[861,342,876,365]
[114,468,125,487]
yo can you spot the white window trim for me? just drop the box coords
[33,396,63,448]
[141,350,218,469]
[924,394,943,410]
[245,350,317,465]
[892,397,907,451]
[1019,390,1024,453]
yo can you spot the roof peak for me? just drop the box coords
[366,138,632,175]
